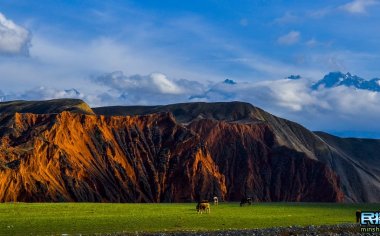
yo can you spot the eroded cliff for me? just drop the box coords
[0,110,344,202]
[0,112,226,202]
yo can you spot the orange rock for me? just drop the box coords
[0,112,226,202]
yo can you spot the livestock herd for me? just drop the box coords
[196,197,253,214]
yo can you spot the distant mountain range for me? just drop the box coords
[311,72,380,91]
[231,71,380,92]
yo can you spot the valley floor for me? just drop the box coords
[0,202,377,235]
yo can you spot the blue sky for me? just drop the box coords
[1,0,380,138]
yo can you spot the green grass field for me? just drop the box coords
[0,202,378,235]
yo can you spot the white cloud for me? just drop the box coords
[310,1,379,18]
[273,12,298,25]
[198,78,318,112]
[91,71,205,105]
[93,71,184,94]
[340,0,379,14]
[150,73,183,94]
[89,72,317,111]
[5,87,84,101]
[277,31,300,45]
[0,12,31,55]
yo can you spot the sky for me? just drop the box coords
[1,0,380,138]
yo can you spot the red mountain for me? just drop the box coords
[0,99,378,202]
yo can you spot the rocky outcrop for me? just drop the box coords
[187,119,343,202]
[95,101,380,203]
[0,112,226,202]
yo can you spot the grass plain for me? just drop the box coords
[0,202,378,235]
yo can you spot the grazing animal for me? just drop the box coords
[213,196,218,206]
[196,200,208,210]
[356,210,362,223]
[240,197,252,207]
[196,200,210,214]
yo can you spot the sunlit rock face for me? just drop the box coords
[0,111,226,202]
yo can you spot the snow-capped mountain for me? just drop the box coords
[223,79,237,85]
[312,72,380,92]
[287,75,302,80]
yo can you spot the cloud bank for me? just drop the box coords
[91,71,206,105]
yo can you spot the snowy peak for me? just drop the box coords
[312,72,380,92]
[223,79,237,85]
[287,75,302,80]
[64,88,81,96]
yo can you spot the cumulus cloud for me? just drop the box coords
[0,12,31,55]
[88,72,317,111]
[151,73,183,94]
[22,87,83,100]
[2,87,84,101]
[277,31,300,45]
[195,78,318,112]
[91,71,205,105]
[94,71,183,94]
[340,0,379,14]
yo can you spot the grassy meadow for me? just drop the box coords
[0,202,378,235]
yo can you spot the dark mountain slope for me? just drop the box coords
[94,101,380,202]
[93,102,263,123]
[0,99,94,115]
[314,132,380,202]
[187,119,343,202]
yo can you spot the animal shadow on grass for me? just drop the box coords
[186,207,198,213]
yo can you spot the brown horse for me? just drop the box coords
[196,200,210,214]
